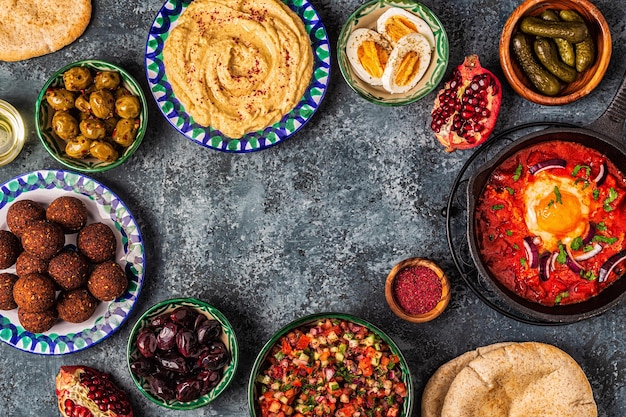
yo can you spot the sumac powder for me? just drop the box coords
[393,266,442,315]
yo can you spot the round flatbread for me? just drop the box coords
[421,342,514,417]
[440,342,597,417]
[0,0,92,62]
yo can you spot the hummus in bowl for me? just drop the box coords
[163,0,313,139]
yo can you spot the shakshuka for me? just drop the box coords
[474,140,626,306]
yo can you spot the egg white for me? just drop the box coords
[381,32,431,94]
[376,7,435,48]
[346,28,392,86]
[523,170,592,251]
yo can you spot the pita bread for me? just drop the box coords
[440,342,597,417]
[0,0,92,62]
[421,342,514,417]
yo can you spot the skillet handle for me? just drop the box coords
[588,70,626,143]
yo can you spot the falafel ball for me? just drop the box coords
[48,250,89,291]
[87,261,127,301]
[6,199,46,238]
[15,252,49,277]
[77,222,116,263]
[12,273,57,312]
[57,288,98,323]
[21,221,65,260]
[18,308,58,333]
[0,273,18,310]
[46,196,88,233]
[0,230,21,269]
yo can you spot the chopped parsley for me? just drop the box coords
[593,235,618,245]
[570,236,583,251]
[506,230,513,236]
[597,222,607,231]
[574,178,590,189]
[580,270,597,281]
[505,186,515,195]
[513,164,523,181]
[513,243,519,250]
[554,186,563,204]
[593,188,600,201]
[556,243,567,264]
[603,187,618,211]
[571,164,591,178]
[554,291,569,305]
[583,245,594,252]
[520,257,527,267]
[492,204,504,211]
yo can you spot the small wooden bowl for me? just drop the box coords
[499,0,611,105]
[385,257,451,323]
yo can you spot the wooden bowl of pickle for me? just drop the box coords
[35,59,148,172]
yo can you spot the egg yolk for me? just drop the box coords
[535,190,582,235]
[357,41,389,78]
[384,16,418,43]
[394,51,421,86]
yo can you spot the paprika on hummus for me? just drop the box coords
[163,0,314,139]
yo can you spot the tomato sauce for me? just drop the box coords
[474,141,626,306]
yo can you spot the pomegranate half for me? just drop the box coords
[430,55,502,152]
[56,365,133,417]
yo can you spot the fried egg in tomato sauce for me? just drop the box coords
[523,170,592,252]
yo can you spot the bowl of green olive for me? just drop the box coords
[499,0,611,105]
[35,59,148,172]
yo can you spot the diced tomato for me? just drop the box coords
[296,334,311,349]
[292,379,302,387]
[338,404,356,417]
[282,339,293,355]
[380,355,390,367]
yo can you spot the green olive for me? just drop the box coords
[79,118,107,140]
[104,116,119,136]
[52,111,79,141]
[65,136,92,159]
[89,89,115,119]
[115,95,141,119]
[113,86,131,100]
[63,67,93,91]
[112,118,138,147]
[46,89,76,111]
[94,71,121,90]
[75,94,91,113]
[90,140,119,162]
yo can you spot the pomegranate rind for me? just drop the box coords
[431,54,502,152]
[56,365,133,417]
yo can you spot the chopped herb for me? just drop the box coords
[547,199,555,207]
[492,204,504,211]
[520,257,527,267]
[513,243,519,250]
[593,188,600,201]
[505,186,515,195]
[554,292,569,305]
[274,351,285,360]
[570,236,583,251]
[572,165,591,178]
[513,164,523,181]
[603,187,618,211]
[593,235,618,245]
[557,243,567,264]
[580,270,597,281]
[597,222,607,231]
[387,395,395,406]
[506,230,513,236]
[583,245,594,252]
[554,186,563,204]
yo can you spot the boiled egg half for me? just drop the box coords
[382,32,431,94]
[377,7,435,48]
[346,28,392,86]
[523,170,592,252]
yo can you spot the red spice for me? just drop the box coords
[393,266,442,315]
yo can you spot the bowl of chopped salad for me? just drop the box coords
[248,312,414,417]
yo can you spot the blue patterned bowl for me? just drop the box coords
[0,170,145,355]
[338,0,449,106]
[127,297,239,410]
[144,0,331,152]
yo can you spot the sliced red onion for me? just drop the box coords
[598,249,626,283]
[549,252,558,271]
[593,161,607,185]
[324,367,335,381]
[582,223,596,244]
[523,237,540,268]
[539,252,552,281]
[565,247,584,274]
[574,243,603,261]
[529,159,567,175]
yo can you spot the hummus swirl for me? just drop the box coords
[163,0,314,139]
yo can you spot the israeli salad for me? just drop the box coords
[255,318,408,417]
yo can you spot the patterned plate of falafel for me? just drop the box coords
[0,170,145,355]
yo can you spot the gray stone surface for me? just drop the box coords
[0,0,624,416]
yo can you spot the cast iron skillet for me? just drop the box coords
[467,71,626,324]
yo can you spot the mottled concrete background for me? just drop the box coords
[0,1,624,416]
